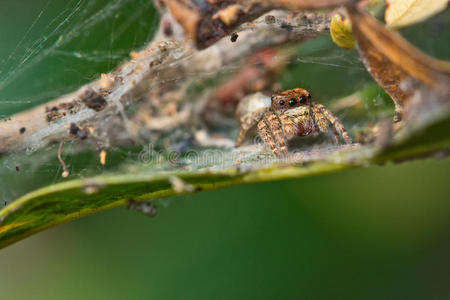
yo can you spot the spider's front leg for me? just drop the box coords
[313,103,352,144]
[310,103,329,135]
[236,108,267,147]
[257,112,287,157]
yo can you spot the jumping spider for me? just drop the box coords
[236,88,352,157]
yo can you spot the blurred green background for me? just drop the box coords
[1,1,450,299]
[1,159,450,299]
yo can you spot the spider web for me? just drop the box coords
[0,0,158,118]
[0,0,409,205]
[0,0,159,204]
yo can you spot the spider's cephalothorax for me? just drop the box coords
[236,88,351,157]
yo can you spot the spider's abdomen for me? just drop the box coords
[235,92,271,121]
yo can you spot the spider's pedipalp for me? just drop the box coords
[285,106,312,136]
[257,117,281,157]
[279,113,295,139]
[265,112,287,156]
[315,103,352,144]
[236,108,267,146]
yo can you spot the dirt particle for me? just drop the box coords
[77,128,89,140]
[59,100,82,114]
[45,106,61,122]
[230,32,239,42]
[82,183,105,195]
[69,123,80,135]
[280,22,293,31]
[45,100,82,122]
[265,15,276,24]
[169,176,195,193]
[126,199,158,217]
[115,76,123,84]
[393,111,402,123]
[99,73,114,91]
[80,89,107,112]
[163,20,173,36]
[100,150,107,165]
[213,5,241,26]
[68,123,88,140]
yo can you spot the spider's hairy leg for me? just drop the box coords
[311,104,329,133]
[265,112,288,156]
[236,109,266,146]
[330,125,340,144]
[315,103,352,144]
[257,117,281,157]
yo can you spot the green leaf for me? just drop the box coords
[1,1,449,251]
[0,156,352,249]
[1,107,449,249]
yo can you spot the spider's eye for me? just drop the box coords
[307,93,311,99]
[289,98,297,107]
[279,100,285,106]
[299,96,307,104]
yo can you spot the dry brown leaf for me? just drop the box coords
[346,5,450,121]
[385,0,448,28]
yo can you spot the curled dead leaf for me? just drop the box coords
[385,0,448,28]
[346,5,450,121]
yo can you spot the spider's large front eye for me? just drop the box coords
[299,96,307,104]
[279,100,285,106]
[289,98,297,107]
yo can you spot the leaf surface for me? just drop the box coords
[385,0,448,28]
[1,107,449,250]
